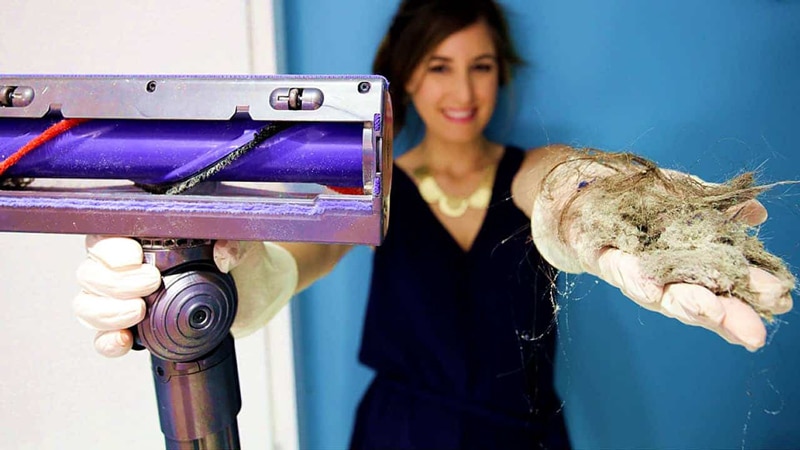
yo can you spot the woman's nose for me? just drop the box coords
[450,71,475,103]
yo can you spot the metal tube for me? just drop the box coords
[165,427,240,450]
[140,241,242,450]
[151,336,242,450]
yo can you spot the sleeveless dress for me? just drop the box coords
[350,147,571,449]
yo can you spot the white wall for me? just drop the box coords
[0,1,297,449]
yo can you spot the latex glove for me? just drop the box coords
[531,155,794,351]
[213,240,299,338]
[74,236,298,357]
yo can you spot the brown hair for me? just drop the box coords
[373,0,523,133]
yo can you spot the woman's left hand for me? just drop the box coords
[581,246,790,351]
[527,153,794,351]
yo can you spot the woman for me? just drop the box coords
[73,0,793,448]
[350,1,570,447]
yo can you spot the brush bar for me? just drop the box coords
[0,119,364,187]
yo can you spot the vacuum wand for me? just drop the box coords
[137,239,241,450]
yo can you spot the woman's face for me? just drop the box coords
[405,20,499,145]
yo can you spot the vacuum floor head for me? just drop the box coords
[0,75,392,245]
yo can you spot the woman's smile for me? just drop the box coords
[442,107,477,123]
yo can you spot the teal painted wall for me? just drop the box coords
[284,1,800,448]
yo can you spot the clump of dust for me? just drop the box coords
[0,177,33,189]
[554,151,795,319]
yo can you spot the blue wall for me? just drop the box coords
[283,1,800,448]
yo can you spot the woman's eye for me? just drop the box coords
[472,63,496,73]
[428,65,448,73]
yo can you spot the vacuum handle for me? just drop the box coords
[134,240,243,449]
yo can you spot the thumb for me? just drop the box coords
[213,240,249,274]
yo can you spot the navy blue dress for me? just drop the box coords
[350,147,570,449]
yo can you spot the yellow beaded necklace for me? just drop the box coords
[413,164,496,217]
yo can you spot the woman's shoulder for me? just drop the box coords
[500,144,524,166]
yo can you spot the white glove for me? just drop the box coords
[74,236,298,357]
[213,239,298,338]
[531,155,794,351]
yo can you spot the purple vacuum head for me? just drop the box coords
[0,75,393,245]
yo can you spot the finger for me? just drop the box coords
[661,284,767,351]
[725,199,767,226]
[214,240,264,274]
[718,296,767,352]
[748,267,793,315]
[86,235,145,269]
[76,258,162,298]
[73,291,146,330]
[595,248,663,307]
[660,284,726,329]
[213,240,240,273]
[93,329,134,358]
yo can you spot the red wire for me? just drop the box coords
[0,118,90,176]
[327,186,364,195]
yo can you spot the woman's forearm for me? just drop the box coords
[276,242,354,293]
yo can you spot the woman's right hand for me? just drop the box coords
[73,236,162,357]
[73,235,301,358]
